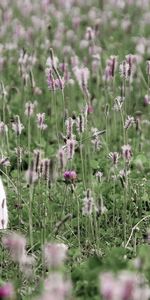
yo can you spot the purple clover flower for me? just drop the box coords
[64,170,77,182]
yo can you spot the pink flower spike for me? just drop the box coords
[121,144,132,162]
[108,152,120,165]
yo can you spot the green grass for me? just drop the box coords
[0,0,150,299]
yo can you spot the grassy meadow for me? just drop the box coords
[0,0,150,299]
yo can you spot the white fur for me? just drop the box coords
[0,177,8,229]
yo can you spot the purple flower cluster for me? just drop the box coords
[64,170,77,182]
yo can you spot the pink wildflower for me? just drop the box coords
[124,116,135,129]
[2,232,34,276]
[47,70,65,91]
[37,113,47,130]
[65,117,74,138]
[12,115,24,135]
[104,56,117,81]
[2,232,26,263]
[119,61,130,79]
[121,144,132,162]
[38,272,72,300]
[25,168,38,185]
[0,282,14,299]
[125,54,137,78]
[82,189,95,216]
[25,102,35,117]
[108,152,120,165]
[58,147,67,170]
[76,114,85,134]
[73,66,90,98]
[66,138,76,160]
[43,243,68,268]
[87,104,94,114]
[95,171,103,182]
[64,170,77,182]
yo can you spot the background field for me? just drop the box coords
[0,0,150,299]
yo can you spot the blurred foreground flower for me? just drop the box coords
[2,232,26,263]
[36,272,72,300]
[100,271,150,300]
[43,242,68,268]
[2,232,34,276]
[0,282,15,299]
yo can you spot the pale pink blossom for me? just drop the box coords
[37,113,47,130]
[121,144,132,161]
[43,242,68,268]
[73,66,90,98]
[104,56,118,81]
[37,272,72,300]
[119,61,130,79]
[82,189,95,216]
[12,115,24,135]
[2,232,34,275]
[124,116,135,129]
[2,232,26,263]
[65,117,74,138]
[66,138,76,160]
[25,102,36,117]
[108,152,120,165]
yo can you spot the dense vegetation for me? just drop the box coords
[0,0,150,299]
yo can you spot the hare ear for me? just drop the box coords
[0,178,8,230]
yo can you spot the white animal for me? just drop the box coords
[0,177,8,229]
